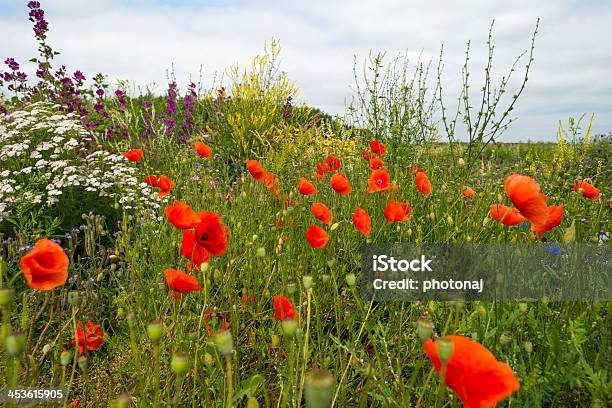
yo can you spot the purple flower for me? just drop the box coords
[73,70,86,81]
[115,89,125,97]
[27,1,41,9]
[16,72,27,81]
[33,19,49,36]
[4,58,19,71]
[96,88,105,97]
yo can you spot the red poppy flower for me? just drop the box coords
[195,211,230,256]
[166,201,202,229]
[165,268,202,299]
[424,335,520,408]
[384,200,411,222]
[194,141,212,158]
[415,170,432,197]
[368,169,391,193]
[156,175,175,197]
[330,173,352,195]
[72,321,104,355]
[143,175,159,187]
[489,204,527,226]
[317,161,331,177]
[504,174,548,226]
[352,206,372,237]
[361,150,373,161]
[370,140,386,156]
[273,295,296,320]
[264,172,279,192]
[574,180,600,200]
[123,148,143,163]
[531,204,564,238]
[311,202,332,224]
[181,230,211,266]
[463,187,475,198]
[369,157,383,170]
[298,177,317,195]
[305,225,329,248]
[324,156,341,171]
[247,160,266,181]
[20,239,69,291]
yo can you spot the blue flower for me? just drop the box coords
[230,162,238,168]
[545,242,560,256]
[520,222,529,230]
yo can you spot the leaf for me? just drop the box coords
[234,374,264,402]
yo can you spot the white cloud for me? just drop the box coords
[1,0,610,141]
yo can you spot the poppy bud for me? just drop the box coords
[286,283,296,295]
[214,330,234,356]
[43,344,51,355]
[281,318,298,337]
[321,274,330,283]
[482,217,490,226]
[499,332,513,346]
[437,338,454,364]
[252,234,258,242]
[247,397,260,408]
[213,269,221,281]
[97,272,104,281]
[416,318,434,341]
[0,287,15,306]
[429,212,435,220]
[407,228,412,237]
[271,334,280,348]
[67,291,80,306]
[78,355,88,372]
[200,262,209,273]
[346,274,356,287]
[518,302,528,313]
[204,352,214,367]
[458,158,465,167]
[478,305,486,318]
[447,215,454,226]
[114,393,131,408]
[5,332,26,356]
[171,352,191,374]
[146,321,164,344]
[256,247,266,258]
[60,350,73,366]
[304,368,334,408]
[330,222,340,231]
[303,275,313,290]
[523,341,533,354]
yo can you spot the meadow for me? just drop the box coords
[0,2,610,407]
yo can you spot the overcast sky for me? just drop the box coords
[1,0,611,141]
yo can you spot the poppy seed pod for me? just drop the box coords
[416,318,434,342]
[304,368,334,408]
[346,273,356,287]
[499,332,513,346]
[171,352,191,374]
[271,334,280,348]
[42,344,51,355]
[67,291,80,306]
[0,287,15,306]
[5,332,26,356]
[204,352,214,367]
[437,338,454,364]
[60,350,73,366]
[255,247,266,258]
[286,283,296,295]
[303,275,313,290]
[78,355,88,372]
[321,274,330,283]
[280,318,298,337]
[214,330,234,356]
[247,397,260,408]
[523,341,533,354]
[146,321,164,344]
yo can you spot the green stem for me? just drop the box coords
[296,289,312,407]
[225,355,233,408]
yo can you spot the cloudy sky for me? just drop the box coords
[1,0,611,141]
